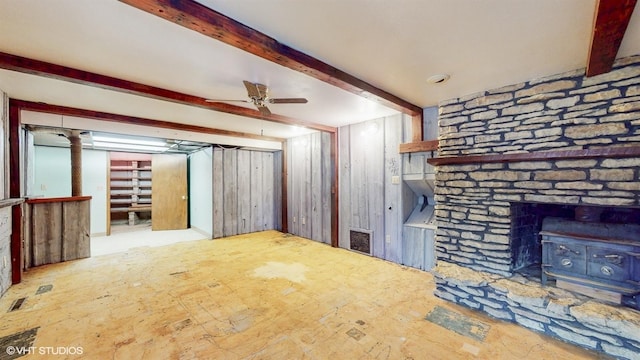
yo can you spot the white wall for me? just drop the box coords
[33,146,108,235]
[189,147,213,238]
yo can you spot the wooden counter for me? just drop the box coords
[25,196,91,267]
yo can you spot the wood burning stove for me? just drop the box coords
[540,217,640,309]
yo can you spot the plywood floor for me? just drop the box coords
[0,231,608,359]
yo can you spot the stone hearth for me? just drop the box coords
[430,55,640,359]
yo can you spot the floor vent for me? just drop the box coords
[8,298,26,313]
[350,230,371,255]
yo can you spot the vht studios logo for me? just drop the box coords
[5,346,84,356]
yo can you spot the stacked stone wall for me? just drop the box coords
[434,55,640,276]
[433,55,640,359]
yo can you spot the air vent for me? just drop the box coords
[350,230,372,255]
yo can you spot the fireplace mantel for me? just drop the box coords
[427,145,640,166]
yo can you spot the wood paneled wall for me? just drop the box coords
[338,114,406,262]
[286,132,332,244]
[212,148,281,238]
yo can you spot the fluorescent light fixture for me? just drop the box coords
[92,141,167,152]
[92,135,166,147]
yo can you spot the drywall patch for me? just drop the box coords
[252,262,308,283]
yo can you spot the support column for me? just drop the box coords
[68,130,82,196]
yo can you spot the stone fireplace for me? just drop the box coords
[429,55,640,359]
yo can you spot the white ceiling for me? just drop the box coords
[1,0,639,148]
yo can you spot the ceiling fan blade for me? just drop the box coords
[205,99,251,103]
[243,80,264,99]
[268,97,308,104]
[256,104,271,116]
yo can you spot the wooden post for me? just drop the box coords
[68,130,82,196]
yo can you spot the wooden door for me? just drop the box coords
[152,154,188,230]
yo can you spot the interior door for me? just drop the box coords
[152,153,188,230]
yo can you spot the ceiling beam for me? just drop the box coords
[118,0,423,117]
[586,0,637,77]
[10,99,285,143]
[0,52,335,133]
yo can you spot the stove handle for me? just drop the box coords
[556,245,580,255]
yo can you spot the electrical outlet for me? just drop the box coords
[302,217,306,225]
[391,176,400,185]
[386,235,391,244]
[293,216,297,223]
[40,184,47,191]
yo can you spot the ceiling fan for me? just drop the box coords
[206,80,308,116]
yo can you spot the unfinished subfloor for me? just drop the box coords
[0,231,609,359]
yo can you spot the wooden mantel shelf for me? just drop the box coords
[427,146,640,166]
[399,140,439,154]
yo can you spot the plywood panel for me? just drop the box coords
[237,150,251,234]
[152,154,187,230]
[222,149,238,236]
[212,148,224,238]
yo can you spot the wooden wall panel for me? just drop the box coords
[337,115,411,265]
[249,151,262,232]
[384,115,403,263]
[287,133,332,244]
[212,148,280,238]
[310,133,322,242]
[338,126,351,249]
[29,198,90,267]
[222,149,238,236]
[32,202,63,266]
[62,201,90,260]
[274,150,283,231]
[261,152,275,231]
[212,148,224,238]
[237,150,251,234]
[321,132,332,245]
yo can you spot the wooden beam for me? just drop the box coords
[399,140,439,154]
[118,0,423,117]
[0,52,336,133]
[427,145,640,166]
[411,113,424,143]
[586,0,637,77]
[10,99,285,143]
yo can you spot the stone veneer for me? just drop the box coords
[433,262,640,360]
[432,55,640,359]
